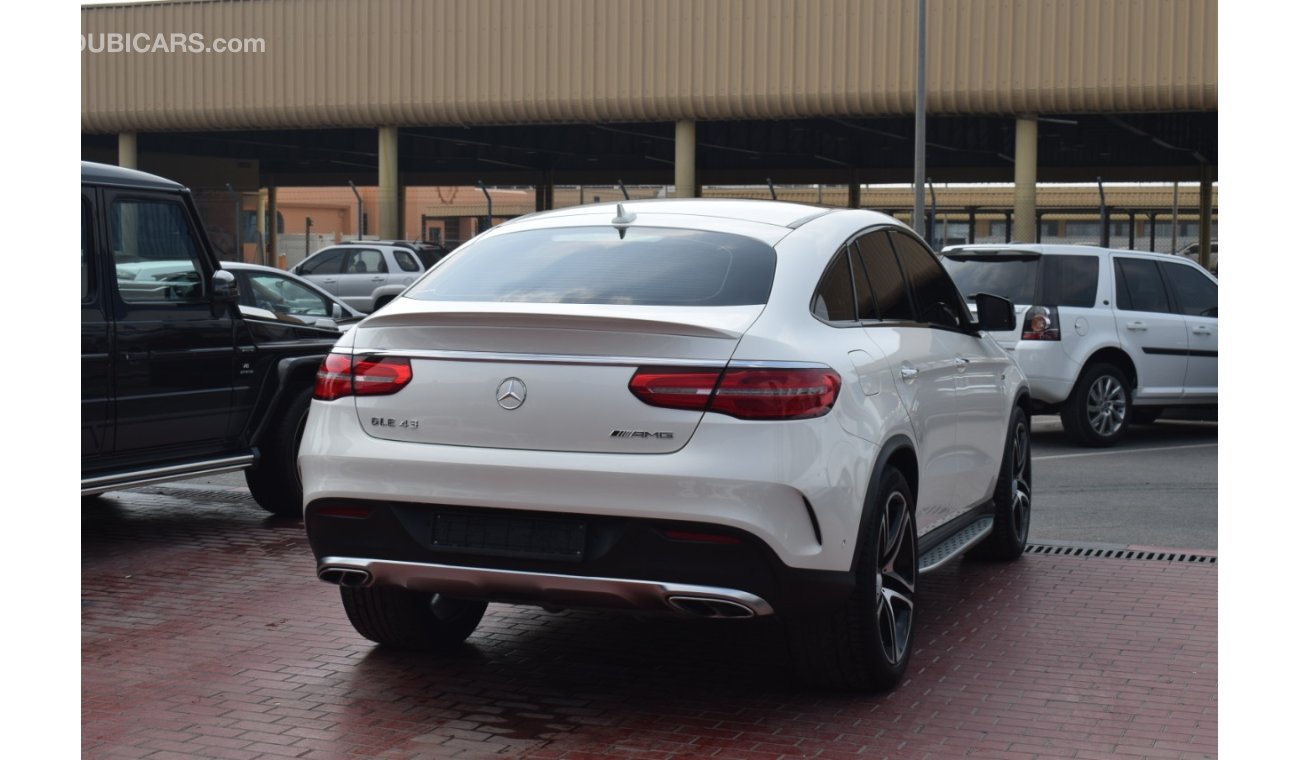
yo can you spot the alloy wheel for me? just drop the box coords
[1010,420,1031,543]
[875,491,917,665]
[1086,374,1127,437]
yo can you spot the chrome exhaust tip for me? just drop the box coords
[318,566,372,588]
[666,595,756,619]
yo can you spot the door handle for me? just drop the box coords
[900,366,919,381]
[954,356,970,372]
[1125,321,1148,332]
[1192,326,1213,336]
[371,276,385,282]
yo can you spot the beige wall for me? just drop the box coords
[82,0,1216,133]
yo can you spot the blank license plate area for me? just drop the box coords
[432,512,587,562]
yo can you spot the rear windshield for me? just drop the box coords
[942,252,1099,307]
[942,254,1039,305]
[406,226,778,306]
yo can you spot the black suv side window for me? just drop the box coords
[1114,257,1171,313]
[889,231,966,328]
[811,246,857,323]
[110,197,205,304]
[854,231,912,321]
[82,198,94,303]
[299,250,346,275]
[1159,262,1218,318]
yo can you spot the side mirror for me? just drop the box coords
[211,269,239,315]
[973,292,1015,332]
[331,303,344,320]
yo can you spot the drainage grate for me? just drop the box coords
[133,485,258,504]
[1025,544,1216,565]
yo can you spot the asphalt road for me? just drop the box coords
[190,414,1219,551]
[1028,414,1218,550]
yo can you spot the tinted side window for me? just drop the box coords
[1041,255,1099,307]
[1160,262,1218,318]
[242,272,332,320]
[1114,258,1171,313]
[811,247,857,323]
[855,231,912,321]
[110,198,205,304]
[394,250,421,272]
[889,231,965,328]
[300,250,345,275]
[82,198,94,302]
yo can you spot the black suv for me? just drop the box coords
[81,162,335,516]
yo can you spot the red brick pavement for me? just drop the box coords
[83,485,1216,759]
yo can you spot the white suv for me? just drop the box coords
[291,241,449,313]
[941,244,1218,446]
[300,200,1031,691]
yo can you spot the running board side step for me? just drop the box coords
[919,517,994,574]
[81,454,256,496]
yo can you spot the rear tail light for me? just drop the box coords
[629,365,840,420]
[1021,305,1061,341]
[314,353,413,400]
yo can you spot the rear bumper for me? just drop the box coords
[306,499,856,617]
[317,556,776,618]
[299,498,857,615]
[300,397,876,574]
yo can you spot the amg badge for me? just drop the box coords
[610,430,674,440]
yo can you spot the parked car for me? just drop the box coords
[1177,241,1217,275]
[117,259,364,331]
[940,244,1218,446]
[300,199,1031,692]
[81,162,335,516]
[291,240,450,313]
[225,261,364,330]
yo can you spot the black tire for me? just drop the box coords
[340,586,487,650]
[1060,362,1132,447]
[787,466,918,691]
[1131,407,1162,425]
[246,386,312,517]
[373,296,394,311]
[973,405,1031,561]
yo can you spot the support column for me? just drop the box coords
[1198,165,1215,271]
[535,172,554,212]
[266,186,279,268]
[848,175,862,209]
[118,132,138,169]
[378,126,400,240]
[674,120,697,198]
[256,189,269,266]
[1012,117,1038,243]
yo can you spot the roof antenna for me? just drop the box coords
[611,202,636,239]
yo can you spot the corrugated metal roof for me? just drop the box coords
[82,0,1217,133]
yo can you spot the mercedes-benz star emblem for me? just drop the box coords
[496,378,527,410]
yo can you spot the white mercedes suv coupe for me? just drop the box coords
[301,199,1031,691]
